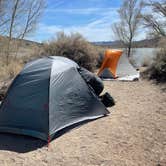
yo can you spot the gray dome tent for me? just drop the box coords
[0,56,109,141]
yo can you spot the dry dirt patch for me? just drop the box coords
[0,80,165,166]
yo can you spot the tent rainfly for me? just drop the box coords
[97,49,123,79]
[0,56,110,141]
[97,49,140,81]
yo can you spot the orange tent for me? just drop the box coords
[97,49,123,79]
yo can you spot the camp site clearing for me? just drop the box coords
[0,80,165,166]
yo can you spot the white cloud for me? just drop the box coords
[47,0,66,9]
[32,14,114,42]
[32,23,111,42]
[46,7,118,15]
[28,7,147,42]
[29,8,119,42]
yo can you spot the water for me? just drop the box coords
[130,48,159,67]
[114,48,159,67]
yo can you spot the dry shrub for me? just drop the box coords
[158,37,166,48]
[141,57,151,67]
[95,46,106,68]
[141,48,166,83]
[43,32,98,71]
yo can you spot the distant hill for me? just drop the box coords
[0,35,42,47]
[0,35,43,57]
[0,35,159,58]
[92,38,159,48]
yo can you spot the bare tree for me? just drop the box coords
[142,0,166,37]
[5,0,20,65]
[0,0,9,34]
[0,0,45,65]
[0,0,4,27]
[112,0,143,57]
[0,0,9,57]
[14,0,45,58]
[0,0,4,25]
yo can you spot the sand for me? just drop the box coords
[0,80,165,166]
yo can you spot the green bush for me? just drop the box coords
[141,48,166,83]
[43,32,98,72]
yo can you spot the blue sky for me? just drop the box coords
[29,0,145,42]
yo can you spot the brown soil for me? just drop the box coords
[0,80,165,166]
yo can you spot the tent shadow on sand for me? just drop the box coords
[0,117,106,153]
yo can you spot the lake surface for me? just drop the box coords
[131,48,159,67]
[120,48,159,67]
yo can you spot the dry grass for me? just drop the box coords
[0,57,23,100]
[0,37,42,82]
[0,57,23,82]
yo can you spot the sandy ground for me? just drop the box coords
[0,80,165,166]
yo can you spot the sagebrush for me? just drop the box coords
[43,32,98,71]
